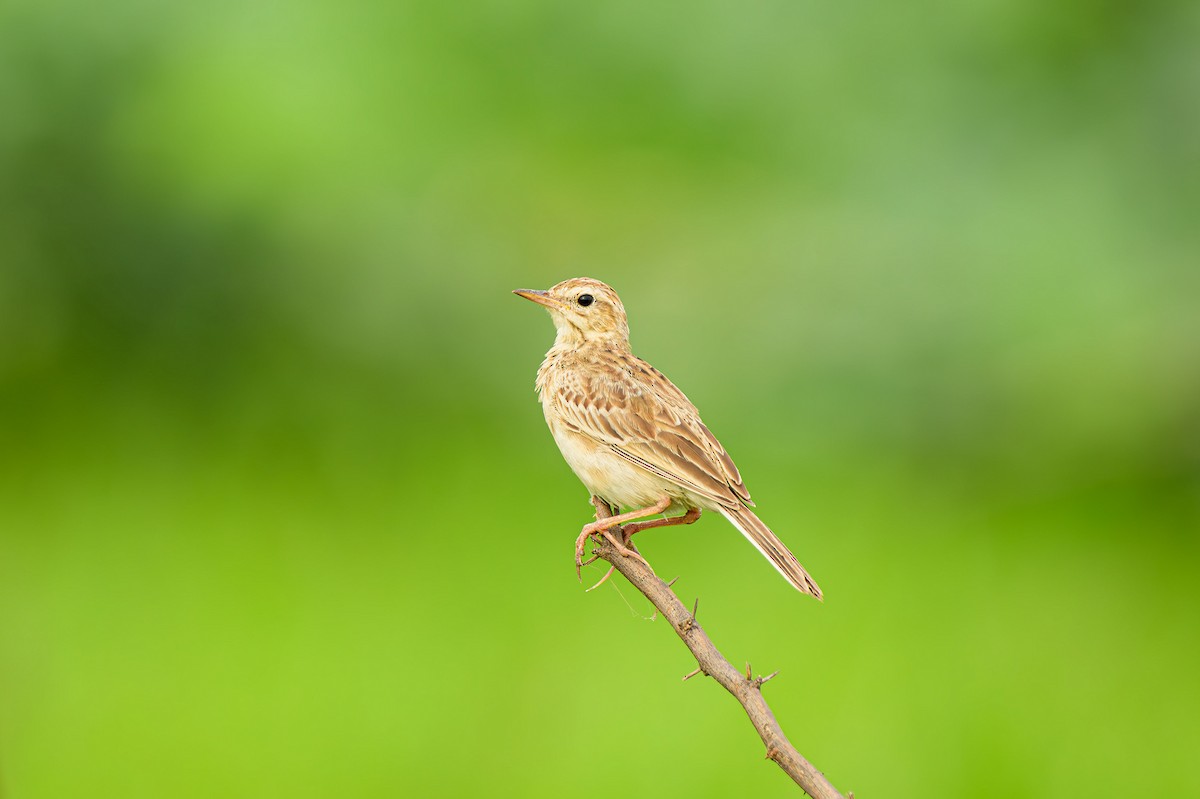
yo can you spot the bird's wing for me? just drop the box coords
[550,350,752,508]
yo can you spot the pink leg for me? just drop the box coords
[581,498,618,590]
[583,505,701,591]
[575,496,672,578]
[621,506,702,541]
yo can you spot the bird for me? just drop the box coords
[513,277,822,599]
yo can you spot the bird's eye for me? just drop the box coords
[577,294,594,307]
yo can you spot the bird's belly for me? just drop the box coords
[549,426,682,511]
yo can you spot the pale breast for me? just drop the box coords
[538,347,687,511]
[537,342,735,515]
[544,411,687,511]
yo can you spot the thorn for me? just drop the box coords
[745,662,752,681]
[666,576,680,588]
[754,670,781,689]
[585,565,616,592]
[691,597,699,621]
[682,667,703,681]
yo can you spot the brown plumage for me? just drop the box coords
[514,277,822,599]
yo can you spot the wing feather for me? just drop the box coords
[549,349,752,507]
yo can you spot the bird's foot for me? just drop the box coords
[574,496,670,581]
[574,524,650,578]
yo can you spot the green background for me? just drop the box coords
[2,1,1197,796]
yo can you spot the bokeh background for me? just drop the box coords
[2,1,1198,796]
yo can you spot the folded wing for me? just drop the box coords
[549,350,752,509]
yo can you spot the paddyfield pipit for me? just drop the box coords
[514,277,822,599]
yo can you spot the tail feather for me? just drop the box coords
[718,505,823,600]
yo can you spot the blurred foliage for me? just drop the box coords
[1,0,1198,797]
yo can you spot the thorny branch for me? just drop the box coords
[585,500,848,799]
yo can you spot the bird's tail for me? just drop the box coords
[718,505,823,600]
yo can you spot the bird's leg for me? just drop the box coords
[575,495,671,578]
[583,507,702,591]
[582,497,618,590]
[579,496,617,569]
[620,506,702,544]
[584,504,698,592]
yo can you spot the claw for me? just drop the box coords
[574,496,676,586]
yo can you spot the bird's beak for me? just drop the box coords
[512,289,569,312]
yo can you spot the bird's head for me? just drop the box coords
[513,277,630,347]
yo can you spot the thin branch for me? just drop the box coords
[586,505,847,799]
